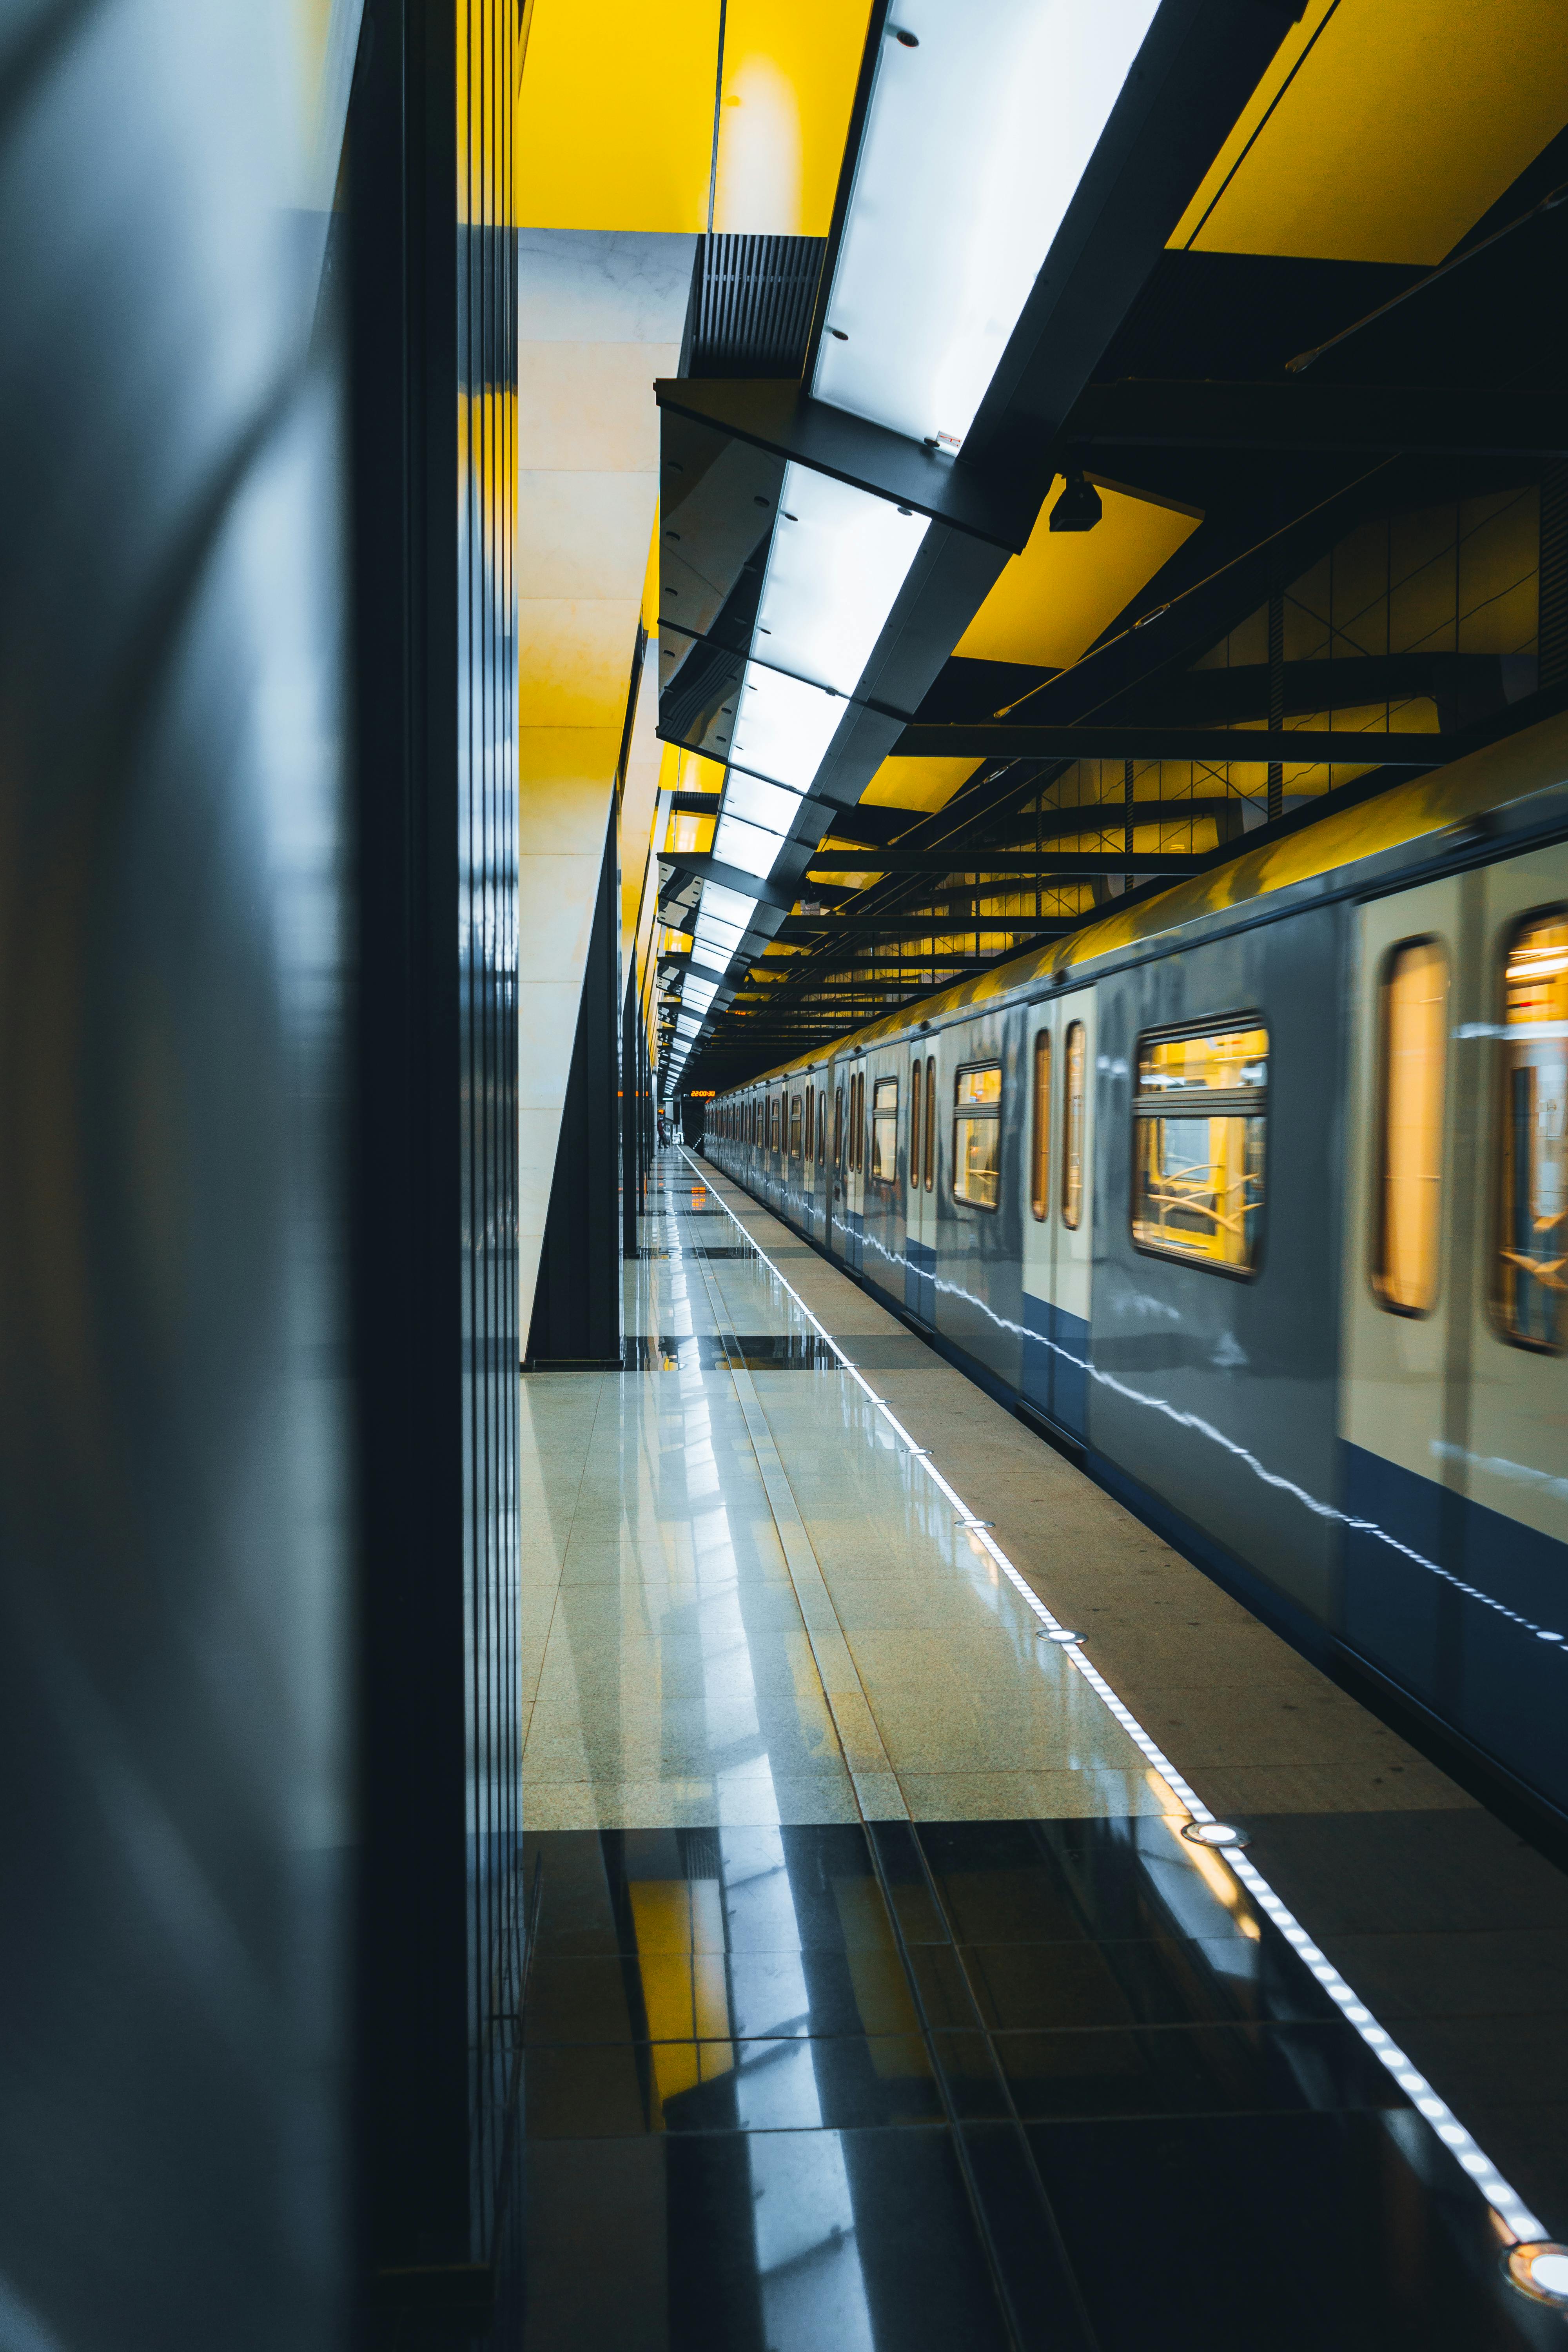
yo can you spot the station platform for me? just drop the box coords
[516,1152,1568,2351]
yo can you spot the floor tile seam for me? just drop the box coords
[681,1152,1555,2250]
[683,1241,907,1817]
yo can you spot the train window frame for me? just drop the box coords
[951,1059,1003,1213]
[910,1058,922,1193]
[804,1085,814,1163]
[1130,1014,1268,1280]
[770,1096,780,1152]
[1491,904,1568,1357]
[1031,1029,1051,1222]
[924,1055,936,1190]
[789,1093,802,1161]
[871,1076,899,1186]
[1371,935,1449,1320]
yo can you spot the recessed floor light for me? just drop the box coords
[1181,1820,1249,1849]
[1506,2243,1568,2306]
[1038,1627,1080,1644]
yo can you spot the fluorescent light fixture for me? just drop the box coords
[700,880,757,931]
[812,0,1161,450]
[730,661,846,794]
[694,921,745,959]
[713,812,787,878]
[755,465,929,693]
[725,771,806,836]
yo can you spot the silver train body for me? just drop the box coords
[702,714,1568,1826]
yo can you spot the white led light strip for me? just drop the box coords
[677,1144,1548,2247]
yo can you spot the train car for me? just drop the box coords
[704,709,1568,1832]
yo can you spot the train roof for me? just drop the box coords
[724,704,1568,1093]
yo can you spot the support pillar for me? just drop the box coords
[526,806,622,1365]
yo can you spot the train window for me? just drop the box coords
[1495,910,1567,1353]
[804,1086,813,1161]
[1061,1022,1086,1228]
[851,1074,863,1173]
[1372,939,1448,1316]
[770,1096,780,1151]
[910,1060,922,1190]
[924,1055,936,1189]
[1131,1021,1267,1273]
[872,1078,899,1182]
[833,1084,843,1168]
[817,1089,826,1167]
[789,1094,802,1159]
[1031,1031,1051,1222]
[952,1062,1002,1210]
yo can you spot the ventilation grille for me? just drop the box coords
[685,234,825,378]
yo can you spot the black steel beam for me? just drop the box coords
[893,722,1444,763]
[1067,377,1568,456]
[803,848,1208,874]
[775,916,1077,938]
[657,849,797,909]
[653,377,1035,551]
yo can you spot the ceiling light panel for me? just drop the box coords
[756,465,930,693]
[724,771,805,837]
[812,0,1161,451]
[699,881,757,931]
[729,661,846,795]
[713,812,787,878]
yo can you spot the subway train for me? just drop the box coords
[702,710,1568,1829]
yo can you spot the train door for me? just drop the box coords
[818,1077,841,1242]
[843,1057,867,1272]
[1020,990,1097,1436]
[905,1040,938,1322]
[1460,856,1568,1795]
[1339,878,1465,1709]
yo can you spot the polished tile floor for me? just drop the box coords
[516,1155,1568,2349]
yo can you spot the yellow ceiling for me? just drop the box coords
[860,755,978,814]
[1172,0,1568,264]
[517,0,868,232]
[955,484,1201,672]
[714,0,871,234]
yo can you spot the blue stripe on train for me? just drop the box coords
[1342,1440,1568,1815]
[1022,1291,1090,1439]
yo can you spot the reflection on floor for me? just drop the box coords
[521,1819,1546,2352]
[517,1156,1568,2348]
